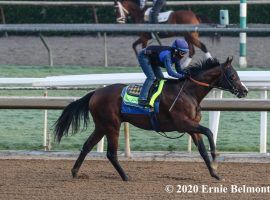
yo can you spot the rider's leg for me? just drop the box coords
[138,51,156,105]
[150,0,166,23]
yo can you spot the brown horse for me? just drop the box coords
[54,57,248,181]
[114,0,214,61]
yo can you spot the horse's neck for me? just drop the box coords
[126,2,144,23]
[187,67,222,103]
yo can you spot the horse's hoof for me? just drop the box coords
[71,169,78,178]
[122,176,129,181]
[212,174,221,180]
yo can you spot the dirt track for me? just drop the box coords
[1,159,270,200]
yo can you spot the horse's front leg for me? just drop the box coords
[177,119,218,161]
[184,121,218,162]
[190,133,220,180]
[173,119,220,180]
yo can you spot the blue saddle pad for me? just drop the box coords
[120,81,166,132]
[121,86,160,115]
[120,80,166,116]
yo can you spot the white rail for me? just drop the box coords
[32,71,270,88]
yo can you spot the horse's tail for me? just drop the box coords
[196,14,221,44]
[54,91,95,143]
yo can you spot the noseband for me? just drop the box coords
[115,1,129,23]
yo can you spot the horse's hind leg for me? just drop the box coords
[132,38,143,57]
[182,34,195,68]
[71,129,104,178]
[189,32,212,59]
[185,34,195,58]
[106,132,129,181]
[133,34,150,57]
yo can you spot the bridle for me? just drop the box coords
[115,1,129,23]
[169,64,244,112]
[188,64,240,95]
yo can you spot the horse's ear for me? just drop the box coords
[226,56,233,64]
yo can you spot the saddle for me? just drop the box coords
[122,79,165,108]
[144,8,173,23]
[121,80,166,132]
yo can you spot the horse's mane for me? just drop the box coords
[184,58,220,77]
[166,58,220,84]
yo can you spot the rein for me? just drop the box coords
[187,66,235,93]
[169,64,236,113]
[188,76,232,92]
[157,132,186,139]
[169,79,187,112]
[188,76,210,87]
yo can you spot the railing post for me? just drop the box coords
[260,90,267,153]
[209,90,223,145]
[43,89,51,151]
[97,137,104,152]
[187,135,192,152]
[239,0,247,68]
[0,7,8,37]
[92,6,101,38]
[39,33,53,67]
[104,32,108,67]
[124,122,131,157]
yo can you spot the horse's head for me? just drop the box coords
[218,57,248,98]
[114,0,143,23]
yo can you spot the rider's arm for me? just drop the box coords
[160,51,185,79]
[175,61,182,74]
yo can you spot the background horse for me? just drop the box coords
[54,57,248,181]
[114,0,215,59]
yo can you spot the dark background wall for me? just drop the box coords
[2,0,270,24]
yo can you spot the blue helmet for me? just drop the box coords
[171,39,189,54]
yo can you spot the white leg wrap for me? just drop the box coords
[180,57,192,69]
[205,52,212,59]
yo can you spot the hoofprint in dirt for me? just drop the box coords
[0,36,269,67]
[0,159,270,200]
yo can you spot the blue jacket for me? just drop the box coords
[144,45,185,79]
[159,50,185,79]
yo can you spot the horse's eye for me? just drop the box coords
[230,74,236,81]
